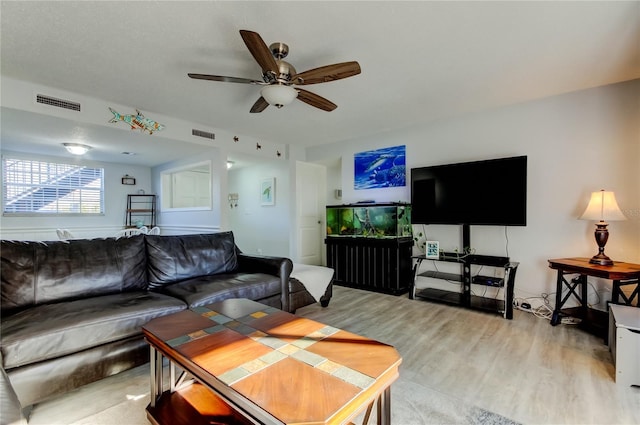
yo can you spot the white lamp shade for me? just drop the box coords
[261,85,298,107]
[580,190,627,222]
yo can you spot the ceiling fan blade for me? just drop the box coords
[239,30,279,75]
[250,96,269,113]
[292,61,361,85]
[296,89,337,111]
[188,73,265,85]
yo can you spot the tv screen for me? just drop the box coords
[411,156,527,226]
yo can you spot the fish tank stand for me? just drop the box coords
[325,202,413,295]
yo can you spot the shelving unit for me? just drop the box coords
[410,251,519,319]
[125,194,157,228]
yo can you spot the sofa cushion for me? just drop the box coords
[1,237,148,315]
[1,291,186,369]
[145,232,238,289]
[159,272,281,308]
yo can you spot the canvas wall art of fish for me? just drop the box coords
[108,108,165,135]
[354,145,406,189]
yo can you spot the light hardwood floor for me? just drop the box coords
[298,286,639,424]
[24,285,639,424]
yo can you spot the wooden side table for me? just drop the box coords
[548,258,640,337]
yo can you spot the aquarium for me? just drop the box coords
[326,203,412,238]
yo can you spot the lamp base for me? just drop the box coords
[589,253,613,266]
[589,221,614,266]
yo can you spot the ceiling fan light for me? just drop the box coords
[63,143,92,155]
[261,85,298,108]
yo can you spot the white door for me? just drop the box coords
[295,161,326,265]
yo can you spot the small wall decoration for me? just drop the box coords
[108,108,165,135]
[354,145,406,189]
[121,175,136,185]
[261,178,275,206]
[426,241,440,259]
[228,193,239,208]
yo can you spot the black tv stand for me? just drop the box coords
[409,224,519,319]
[410,252,518,318]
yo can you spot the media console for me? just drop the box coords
[410,251,519,319]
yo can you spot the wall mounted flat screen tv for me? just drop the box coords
[411,155,527,226]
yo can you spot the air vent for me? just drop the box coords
[36,94,81,111]
[192,129,215,140]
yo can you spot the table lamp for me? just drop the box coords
[579,189,626,266]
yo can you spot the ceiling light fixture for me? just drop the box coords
[63,143,92,155]
[260,85,298,108]
[226,161,234,169]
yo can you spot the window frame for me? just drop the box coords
[2,156,105,216]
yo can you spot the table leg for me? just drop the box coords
[376,387,391,425]
[149,346,163,408]
[580,274,588,318]
[149,346,157,408]
[361,402,374,425]
[551,270,564,326]
[612,280,621,305]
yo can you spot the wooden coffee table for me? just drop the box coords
[142,298,402,425]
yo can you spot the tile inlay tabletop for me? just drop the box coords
[143,298,402,425]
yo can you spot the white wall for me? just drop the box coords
[307,79,640,309]
[326,159,343,205]
[227,159,290,257]
[0,150,152,240]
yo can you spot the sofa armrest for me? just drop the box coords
[236,254,294,312]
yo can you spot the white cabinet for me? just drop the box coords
[608,304,640,387]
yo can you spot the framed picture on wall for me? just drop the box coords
[261,177,275,206]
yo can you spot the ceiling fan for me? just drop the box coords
[188,30,361,113]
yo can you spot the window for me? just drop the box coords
[2,157,104,215]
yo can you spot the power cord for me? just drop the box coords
[513,296,552,320]
[513,293,581,325]
[504,226,510,258]
[513,292,582,325]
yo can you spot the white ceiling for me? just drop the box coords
[1,1,639,166]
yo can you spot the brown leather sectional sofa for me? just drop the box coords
[0,231,330,423]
